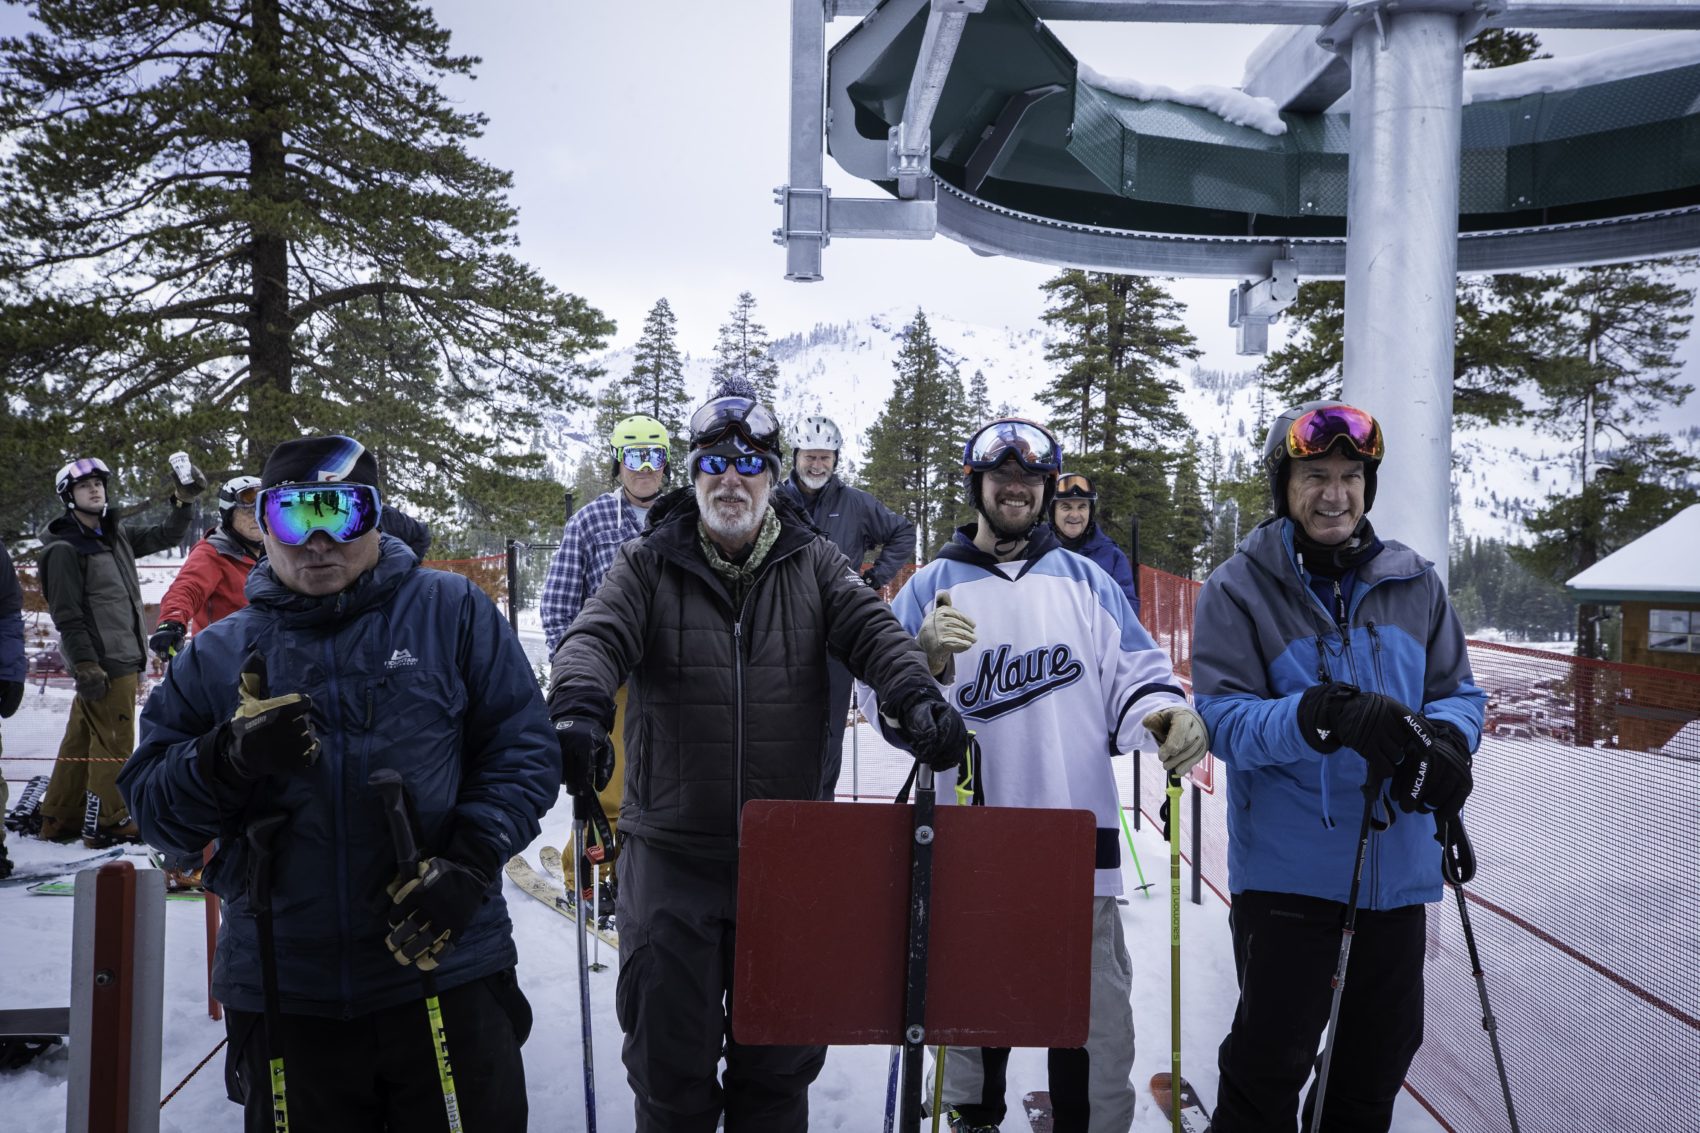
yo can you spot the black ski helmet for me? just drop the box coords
[1263,400,1384,518]
[1051,472,1098,531]
[961,418,1063,537]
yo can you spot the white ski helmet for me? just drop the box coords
[55,457,111,510]
[218,475,263,521]
[793,415,842,453]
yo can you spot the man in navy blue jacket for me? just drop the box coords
[1048,472,1140,616]
[120,435,558,1132]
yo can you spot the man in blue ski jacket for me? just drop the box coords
[1192,401,1484,1133]
[777,413,916,797]
[120,435,558,1132]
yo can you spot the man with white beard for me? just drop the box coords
[777,414,916,796]
[547,389,969,1132]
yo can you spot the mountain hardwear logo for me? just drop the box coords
[386,648,418,670]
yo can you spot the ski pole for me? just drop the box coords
[1441,814,1521,1133]
[899,762,938,1133]
[882,1044,901,1133]
[369,770,464,1133]
[1308,780,1380,1133]
[1165,772,1183,1133]
[930,1045,948,1132]
[572,800,599,1132]
[245,811,289,1133]
[1118,801,1152,897]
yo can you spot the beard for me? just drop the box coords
[798,468,831,491]
[696,476,769,545]
[983,490,1042,542]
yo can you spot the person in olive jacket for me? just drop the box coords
[38,454,202,846]
[548,389,968,1133]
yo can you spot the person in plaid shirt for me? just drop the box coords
[540,413,671,894]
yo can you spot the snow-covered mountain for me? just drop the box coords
[534,307,1700,548]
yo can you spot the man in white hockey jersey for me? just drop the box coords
[862,417,1210,1133]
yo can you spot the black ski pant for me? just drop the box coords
[616,834,827,1132]
[820,657,854,799]
[224,967,532,1133]
[1211,890,1426,1133]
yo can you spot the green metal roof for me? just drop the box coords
[828,0,1700,244]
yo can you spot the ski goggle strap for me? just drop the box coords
[963,419,1062,475]
[693,452,768,477]
[1283,405,1384,463]
[620,446,668,472]
[689,396,780,451]
[258,483,383,545]
[1056,473,1096,500]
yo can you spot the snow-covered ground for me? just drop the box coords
[0,723,1449,1133]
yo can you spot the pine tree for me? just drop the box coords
[710,291,781,406]
[0,0,612,539]
[627,298,689,438]
[966,369,993,425]
[863,311,966,558]
[1169,438,1210,579]
[1037,270,1199,573]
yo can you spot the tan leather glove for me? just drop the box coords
[1144,705,1209,776]
[916,592,976,677]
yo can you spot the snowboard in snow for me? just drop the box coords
[1149,1072,1211,1133]
[1022,1090,1054,1132]
[0,845,123,887]
[502,854,619,949]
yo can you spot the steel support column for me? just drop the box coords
[1341,9,1463,582]
[785,0,830,282]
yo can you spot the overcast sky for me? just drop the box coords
[425,2,1659,369]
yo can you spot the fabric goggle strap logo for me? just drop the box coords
[260,484,383,545]
[1285,405,1384,462]
[1056,473,1096,499]
[620,446,668,472]
[693,452,768,477]
[964,419,1062,474]
[689,396,780,450]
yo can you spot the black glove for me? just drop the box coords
[860,570,881,590]
[385,834,495,971]
[149,620,187,661]
[0,679,22,718]
[1296,682,1410,780]
[900,696,970,772]
[170,462,208,504]
[199,652,319,786]
[73,661,109,702]
[1390,715,1474,817]
[555,716,613,798]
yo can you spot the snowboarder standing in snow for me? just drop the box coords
[120,435,557,1132]
[1048,471,1140,615]
[0,540,25,879]
[548,388,966,1133]
[862,416,1208,1133]
[1191,401,1484,1132]
[38,455,201,847]
[776,413,917,797]
[537,413,673,899]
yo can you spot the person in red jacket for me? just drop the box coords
[149,476,263,661]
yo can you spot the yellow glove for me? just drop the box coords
[916,592,976,677]
[1144,705,1209,776]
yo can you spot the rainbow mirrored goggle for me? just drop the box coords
[620,446,668,472]
[258,483,382,546]
[963,419,1062,475]
[1284,405,1384,463]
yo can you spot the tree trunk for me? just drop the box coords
[245,0,293,463]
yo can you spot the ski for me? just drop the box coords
[2,775,49,833]
[0,846,123,886]
[1022,1089,1054,1133]
[1149,1072,1211,1133]
[503,854,619,949]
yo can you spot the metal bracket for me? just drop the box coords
[1314,0,1505,54]
[1228,256,1298,355]
[888,0,988,198]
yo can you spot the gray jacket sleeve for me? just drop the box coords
[863,494,916,587]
